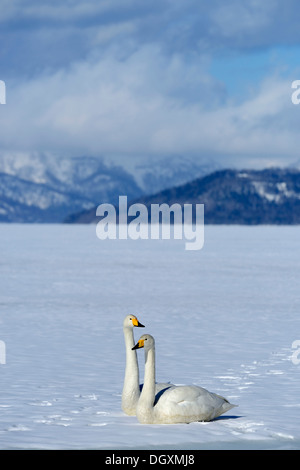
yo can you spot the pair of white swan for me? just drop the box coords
[122,315,237,424]
[122,315,172,416]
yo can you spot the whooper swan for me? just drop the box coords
[122,316,172,416]
[132,334,237,424]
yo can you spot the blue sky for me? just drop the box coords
[1,0,300,169]
[211,46,300,99]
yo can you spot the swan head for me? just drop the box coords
[123,314,145,329]
[132,334,154,351]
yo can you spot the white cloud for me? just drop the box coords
[0,44,299,168]
[2,1,300,168]
[209,0,276,40]
[3,0,300,80]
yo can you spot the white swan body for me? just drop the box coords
[132,334,237,424]
[122,316,172,416]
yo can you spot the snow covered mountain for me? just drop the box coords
[70,167,300,224]
[133,167,300,224]
[1,152,300,224]
[103,154,219,196]
[0,153,215,222]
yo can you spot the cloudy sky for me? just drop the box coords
[1,0,300,169]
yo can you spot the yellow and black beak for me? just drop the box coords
[132,318,145,328]
[132,339,145,350]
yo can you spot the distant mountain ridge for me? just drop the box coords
[135,167,300,224]
[0,153,215,222]
[0,156,141,222]
[70,167,300,225]
[1,152,300,224]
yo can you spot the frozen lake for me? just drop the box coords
[0,223,299,450]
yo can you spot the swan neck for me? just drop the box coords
[141,345,156,406]
[122,327,140,414]
[123,327,139,380]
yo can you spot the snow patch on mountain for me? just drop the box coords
[252,180,300,203]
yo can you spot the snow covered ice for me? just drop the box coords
[0,223,300,449]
